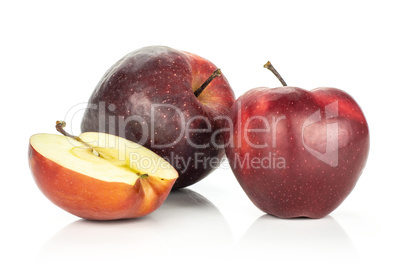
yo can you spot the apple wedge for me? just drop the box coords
[29,126,178,220]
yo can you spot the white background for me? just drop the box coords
[1,0,401,267]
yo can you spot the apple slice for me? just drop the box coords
[29,123,178,220]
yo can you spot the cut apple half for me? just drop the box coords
[29,130,178,220]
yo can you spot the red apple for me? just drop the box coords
[224,62,369,218]
[81,46,235,189]
[29,122,178,220]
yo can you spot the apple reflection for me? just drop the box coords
[38,189,233,264]
[239,215,359,265]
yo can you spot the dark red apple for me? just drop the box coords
[224,62,369,218]
[81,46,235,189]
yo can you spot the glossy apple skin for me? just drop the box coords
[29,145,176,220]
[81,46,235,189]
[225,87,369,218]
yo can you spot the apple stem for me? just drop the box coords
[194,68,222,98]
[264,61,287,86]
[55,121,100,157]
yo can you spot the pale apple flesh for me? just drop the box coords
[29,132,178,220]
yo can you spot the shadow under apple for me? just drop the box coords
[38,189,233,265]
[238,214,359,265]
